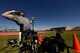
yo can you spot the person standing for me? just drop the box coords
[2,10,32,47]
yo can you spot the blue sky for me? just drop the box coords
[0,0,80,30]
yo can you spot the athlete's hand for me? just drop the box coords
[11,10,16,13]
[11,10,20,13]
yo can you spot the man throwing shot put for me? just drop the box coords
[2,10,32,47]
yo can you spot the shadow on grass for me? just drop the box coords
[38,32,71,53]
[0,46,9,51]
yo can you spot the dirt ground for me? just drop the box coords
[0,32,19,36]
[0,31,52,36]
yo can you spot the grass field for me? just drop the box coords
[0,31,80,53]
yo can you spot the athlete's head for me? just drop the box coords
[15,11,25,17]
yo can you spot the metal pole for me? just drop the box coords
[32,16,35,31]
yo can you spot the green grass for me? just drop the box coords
[0,31,80,53]
[0,36,18,53]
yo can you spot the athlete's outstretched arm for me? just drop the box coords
[2,10,16,20]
